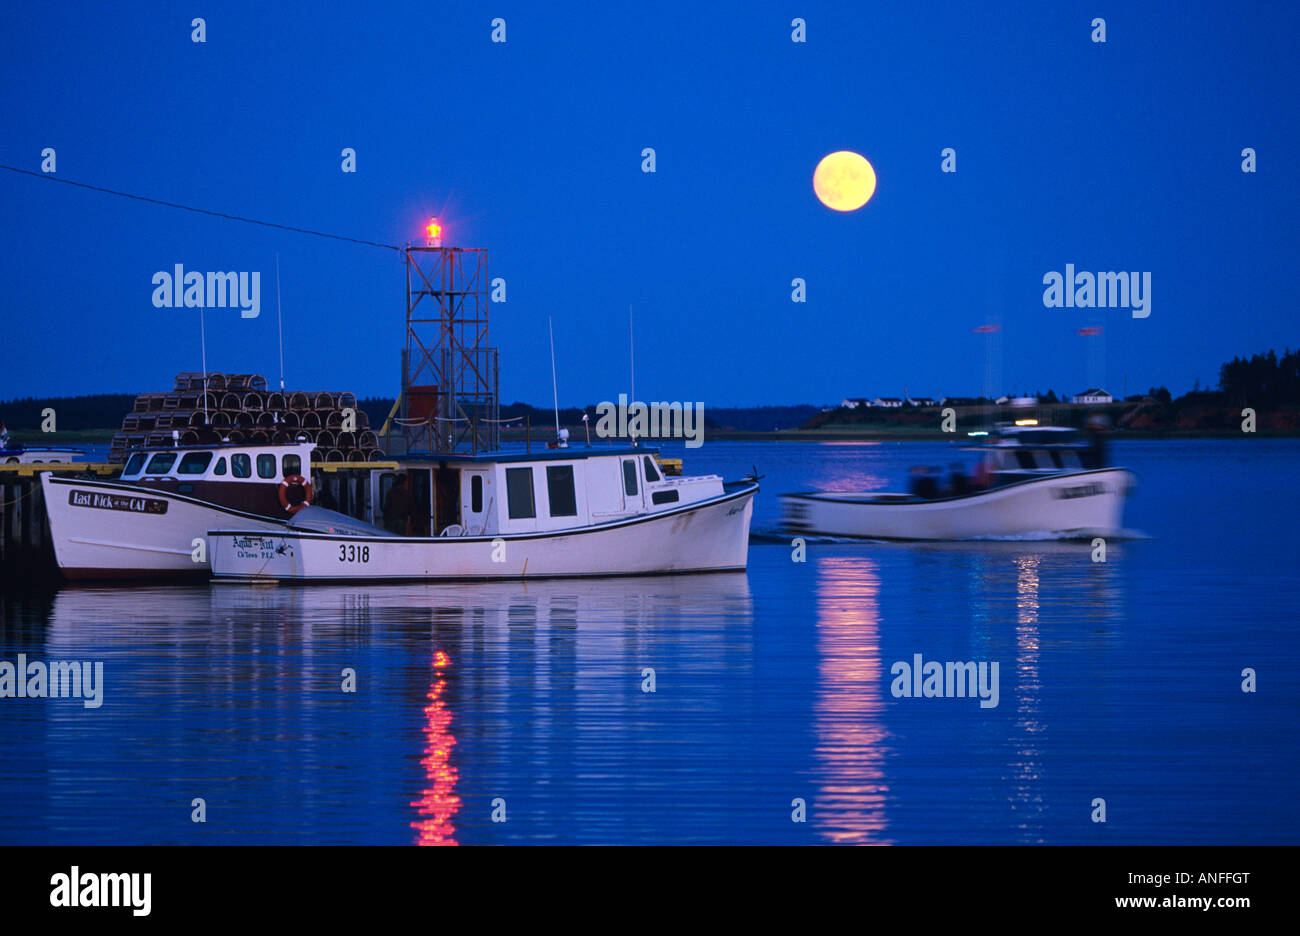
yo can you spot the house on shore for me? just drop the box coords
[1072,388,1114,404]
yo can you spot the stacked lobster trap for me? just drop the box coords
[109,372,385,464]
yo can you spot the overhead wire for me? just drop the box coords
[0,164,403,252]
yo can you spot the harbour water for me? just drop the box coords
[1,439,1296,844]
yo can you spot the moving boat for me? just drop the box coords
[779,424,1135,541]
[41,442,317,579]
[208,446,758,581]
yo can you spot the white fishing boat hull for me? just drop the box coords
[2,447,86,464]
[209,484,758,581]
[41,474,285,579]
[781,469,1135,541]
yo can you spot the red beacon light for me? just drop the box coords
[426,218,443,247]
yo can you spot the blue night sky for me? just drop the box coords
[1,1,1295,406]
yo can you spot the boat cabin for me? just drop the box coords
[366,447,723,538]
[903,425,1111,499]
[108,440,724,537]
[980,425,1108,482]
[117,442,317,517]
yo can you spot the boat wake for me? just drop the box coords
[752,526,1151,545]
[750,528,852,544]
[961,527,1151,543]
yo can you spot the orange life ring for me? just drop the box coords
[279,474,313,514]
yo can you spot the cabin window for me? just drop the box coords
[1015,451,1036,470]
[643,456,661,482]
[471,475,483,513]
[144,452,177,475]
[623,460,638,496]
[256,454,277,479]
[378,473,398,517]
[282,454,302,477]
[214,457,227,476]
[177,452,213,475]
[123,453,147,476]
[652,489,679,505]
[546,465,578,517]
[506,467,536,519]
[231,454,252,478]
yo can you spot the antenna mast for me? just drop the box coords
[549,316,560,438]
[629,305,636,446]
[199,307,208,423]
[276,252,285,391]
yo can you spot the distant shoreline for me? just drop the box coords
[6,390,1298,445]
[563,428,1299,443]
[9,426,1297,446]
[702,428,1299,441]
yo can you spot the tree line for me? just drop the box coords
[1217,348,1300,407]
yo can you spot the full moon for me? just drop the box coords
[813,151,877,211]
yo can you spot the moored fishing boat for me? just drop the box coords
[38,230,762,583]
[209,447,758,581]
[1,445,87,464]
[41,441,318,579]
[780,424,1135,541]
[0,427,87,464]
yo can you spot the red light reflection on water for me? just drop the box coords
[410,649,461,845]
[812,556,892,844]
[807,442,891,493]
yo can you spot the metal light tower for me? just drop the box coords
[398,220,499,454]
